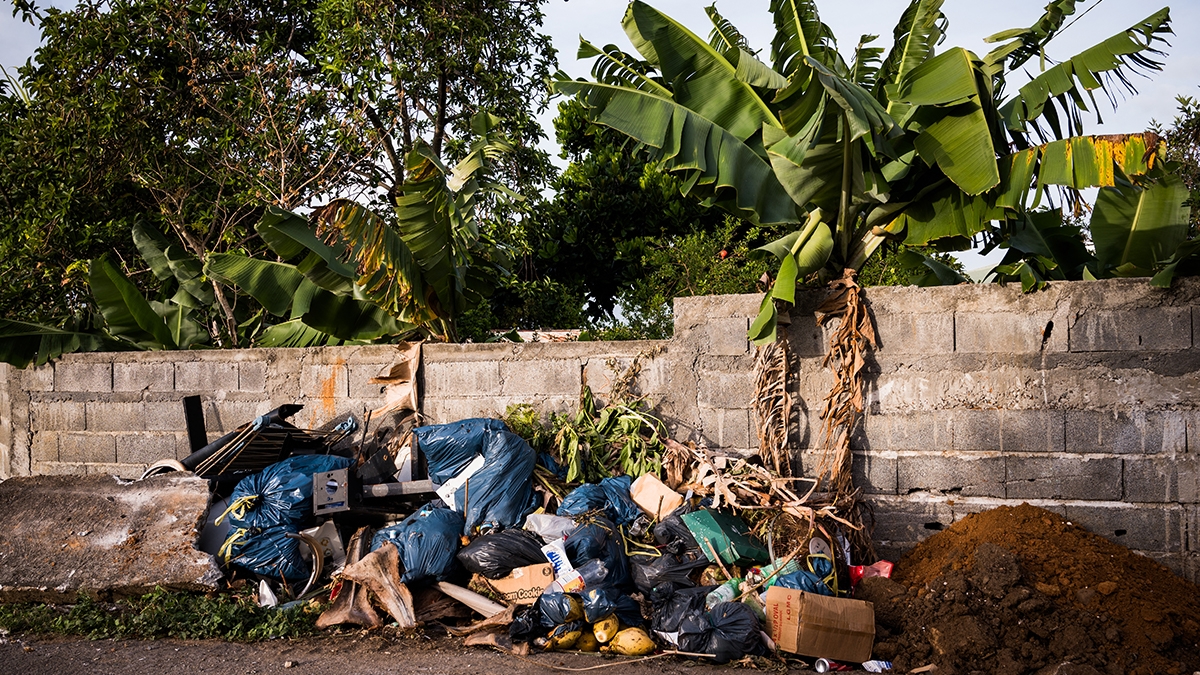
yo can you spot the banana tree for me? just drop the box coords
[551,0,1184,344]
[294,111,519,342]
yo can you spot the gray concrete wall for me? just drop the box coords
[1,277,1197,580]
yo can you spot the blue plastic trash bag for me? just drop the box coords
[221,523,309,581]
[220,454,353,532]
[557,476,640,525]
[414,418,507,485]
[537,452,567,480]
[775,555,835,596]
[449,428,538,534]
[371,504,466,584]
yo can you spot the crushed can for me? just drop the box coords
[814,658,852,673]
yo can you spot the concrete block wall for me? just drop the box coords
[0,277,1197,580]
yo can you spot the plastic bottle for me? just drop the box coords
[705,578,742,610]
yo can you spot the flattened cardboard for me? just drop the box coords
[764,586,875,663]
[485,563,554,606]
[630,473,684,520]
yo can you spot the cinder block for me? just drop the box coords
[116,433,176,465]
[1063,503,1184,552]
[84,463,144,479]
[31,461,86,476]
[700,317,750,356]
[144,401,187,432]
[24,364,54,391]
[1000,410,1064,452]
[347,363,390,399]
[175,361,239,392]
[1135,551,1186,578]
[1124,457,1184,503]
[871,310,954,355]
[952,409,1001,451]
[54,362,111,392]
[1189,506,1199,553]
[59,432,116,464]
[700,407,750,450]
[300,362,349,399]
[852,452,897,495]
[424,360,501,397]
[697,370,756,409]
[896,454,1006,498]
[31,401,86,431]
[955,312,1063,353]
[113,362,173,392]
[868,496,955,545]
[203,399,273,433]
[1069,307,1191,352]
[1065,411,1163,454]
[238,361,267,392]
[1179,458,1200,503]
[1004,456,1122,500]
[85,401,145,432]
[500,361,581,396]
[885,412,954,451]
[30,432,58,462]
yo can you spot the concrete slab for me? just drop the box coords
[0,473,221,602]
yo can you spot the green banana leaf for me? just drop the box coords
[769,0,840,76]
[205,254,308,317]
[300,291,415,342]
[89,258,177,349]
[623,0,779,141]
[874,0,946,112]
[1090,175,1190,274]
[256,319,348,348]
[0,319,131,368]
[553,78,800,225]
[131,221,213,308]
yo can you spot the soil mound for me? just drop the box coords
[859,504,1200,675]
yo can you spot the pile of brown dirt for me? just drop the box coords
[857,504,1200,675]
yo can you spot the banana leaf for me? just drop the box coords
[89,258,177,349]
[1090,175,1190,274]
[0,319,131,368]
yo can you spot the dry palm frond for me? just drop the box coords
[813,268,876,498]
[753,333,792,477]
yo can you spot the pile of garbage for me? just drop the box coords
[206,411,884,669]
[860,504,1200,675]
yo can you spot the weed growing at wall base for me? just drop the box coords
[0,588,323,641]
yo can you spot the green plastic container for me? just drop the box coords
[681,508,770,567]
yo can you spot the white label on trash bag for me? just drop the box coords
[434,454,486,510]
[655,630,681,648]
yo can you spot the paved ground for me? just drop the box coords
[0,632,843,675]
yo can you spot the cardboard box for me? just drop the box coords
[485,563,554,606]
[630,473,683,519]
[764,586,875,663]
[681,509,770,566]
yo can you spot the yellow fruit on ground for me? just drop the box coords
[574,628,600,652]
[545,624,582,650]
[600,627,655,656]
[593,614,620,643]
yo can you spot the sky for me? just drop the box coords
[2,0,1196,272]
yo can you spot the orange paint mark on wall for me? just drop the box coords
[318,358,346,421]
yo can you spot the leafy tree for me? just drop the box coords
[0,0,556,342]
[552,1,1187,342]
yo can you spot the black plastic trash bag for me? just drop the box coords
[581,587,643,625]
[705,602,768,663]
[222,523,310,581]
[370,504,465,584]
[630,548,709,595]
[539,592,584,626]
[456,529,547,579]
[449,428,539,534]
[414,418,507,484]
[557,476,641,525]
[221,454,354,532]
[510,604,546,642]
[651,586,714,637]
[563,518,631,590]
[652,503,701,553]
